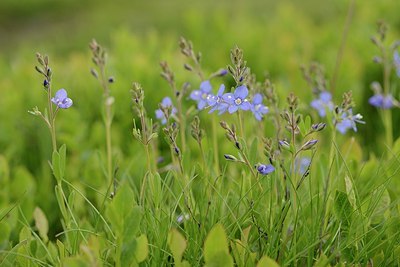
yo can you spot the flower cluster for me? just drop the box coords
[311,93,364,134]
[155,97,177,125]
[394,51,400,78]
[368,82,397,109]
[190,81,269,121]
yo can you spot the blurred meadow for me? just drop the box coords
[1,0,400,266]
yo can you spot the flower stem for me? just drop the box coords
[212,116,220,175]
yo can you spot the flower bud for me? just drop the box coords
[278,140,291,151]
[301,139,318,151]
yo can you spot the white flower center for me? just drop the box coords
[202,93,208,100]
[235,98,242,105]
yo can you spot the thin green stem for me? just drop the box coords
[212,116,220,175]
[382,47,393,149]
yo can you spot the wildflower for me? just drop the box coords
[295,157,311,176]
[155,97,176,125]
[300,139,318,151]
[369,93,395,109]
[222,85,252,113]
[394,51,400,78]
[250,93,269,121]
[310,91,334,117]
[190,80,212,110]
[207,84,229,114]
[51,89,73,109]
[177,213,190,224]
[256,163,275,175]
[335,109,365,134]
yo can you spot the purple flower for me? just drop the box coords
[250,93,269,121]
[295,157,311,176]
[310,91,334,117]
[51,89,73,109]
[335,109,365,134]
[222,85,252,113]
[369,93,394,109]
[256,163,275,175]
[394,51,400,78]
[155,97,176,125]
[207,84,229,114]
[190,80,212,110]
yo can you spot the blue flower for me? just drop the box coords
[190,80,212,110]
[295,157,311,176]
[256,163,275,175]
[394,51,400,78]
[310,91,334,117]
[335,109,365,134]
[155,97,176,125]
[222,85,252,113]
[369,93,394,109]
[207,84,229,114]
[51,89,73,109]
[250,93,269,121]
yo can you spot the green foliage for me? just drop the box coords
[204,224,234,267]
[0,0,400,266]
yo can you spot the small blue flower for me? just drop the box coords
[207,84,229,114]
[394,51,400,78]
[336,109,365,134]
[190,80,212,110]
[369,93,394,109]
[310,91,334,117]
[256,163,275,175]
[51,89,73,109]
[250,93,269,121]
[295,157,311,176]
[155,97,176,125]
[222,85,252,113]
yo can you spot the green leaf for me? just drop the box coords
[134,234,148,263]
[168,228,187,263]
[204,223,233,267]
[122,206,142,241]
[371,188,390,224]
[106,183,136,235]
[344,175,356,209]
[0,221,11,249]
[59,144,67,179]
[333,190,353,227]
[52,150,61,183]
[257,255,280,267]
[341,137,362,164]
[33,207,49,243]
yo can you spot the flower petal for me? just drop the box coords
[200,80,212,93]
[234,85,248,99]
[252,93,263,105]
[55,89,68,100]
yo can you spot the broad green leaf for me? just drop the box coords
[313,252,330,267]
[257,255,280,267]
[204,223,233,267]
[106,183,136,235]
[344,175,356,209]
[19,225,32,243]
[62,256,88,267]
[123,206,142,241]
[333,190,353,227]
[371,189,390,224]
[168,228,187,263]
[33,207,49,243]
[0,221,11,249]
[57,239,66,262]
[134,234,148,263]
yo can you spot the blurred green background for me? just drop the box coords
[1,0,400,235]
